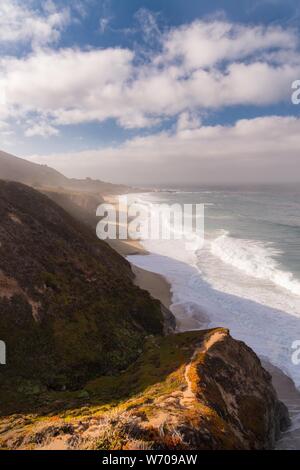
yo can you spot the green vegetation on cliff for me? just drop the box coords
[0,181,164,390]
[0,329,289,450]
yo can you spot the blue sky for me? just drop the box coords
[1,0,300,184]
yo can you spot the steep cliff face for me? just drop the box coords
[0,329,289,450]
[182,329,290,449]
[0,181,164,390]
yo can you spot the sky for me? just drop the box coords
[1,0,300,185]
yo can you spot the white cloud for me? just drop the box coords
[0,0,70,48]
[1,47,134,126]
[0,18,299,134]
[177,111,202,132]
[25,121,59,138]
[160,20,296,70]
[27,116,300,184]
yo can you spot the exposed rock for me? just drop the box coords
[188,329,290,449]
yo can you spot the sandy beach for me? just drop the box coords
[105,194,300,449]
[103,194,172,310]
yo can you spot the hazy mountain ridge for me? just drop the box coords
[0,150,135,231]
[0,150,132,195]
[0,150,68,188]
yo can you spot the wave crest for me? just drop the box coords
[210,230,300,296]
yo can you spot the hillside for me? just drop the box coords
[0,181,165,391]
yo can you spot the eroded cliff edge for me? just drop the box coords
[0,329,289,450]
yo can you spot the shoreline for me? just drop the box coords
[105,193,300,449]
[103,194,172,310]
[103,195,173,311]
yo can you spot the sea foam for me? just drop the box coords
[210,230,300,296]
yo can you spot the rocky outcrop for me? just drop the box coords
[185,329,290,449]
[0,329,289,450]
[116,328,290,450]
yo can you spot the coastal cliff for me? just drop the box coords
[0,329,289,450]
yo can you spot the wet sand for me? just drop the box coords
[132,265,172,310]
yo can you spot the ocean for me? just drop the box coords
[127,185,300,448]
